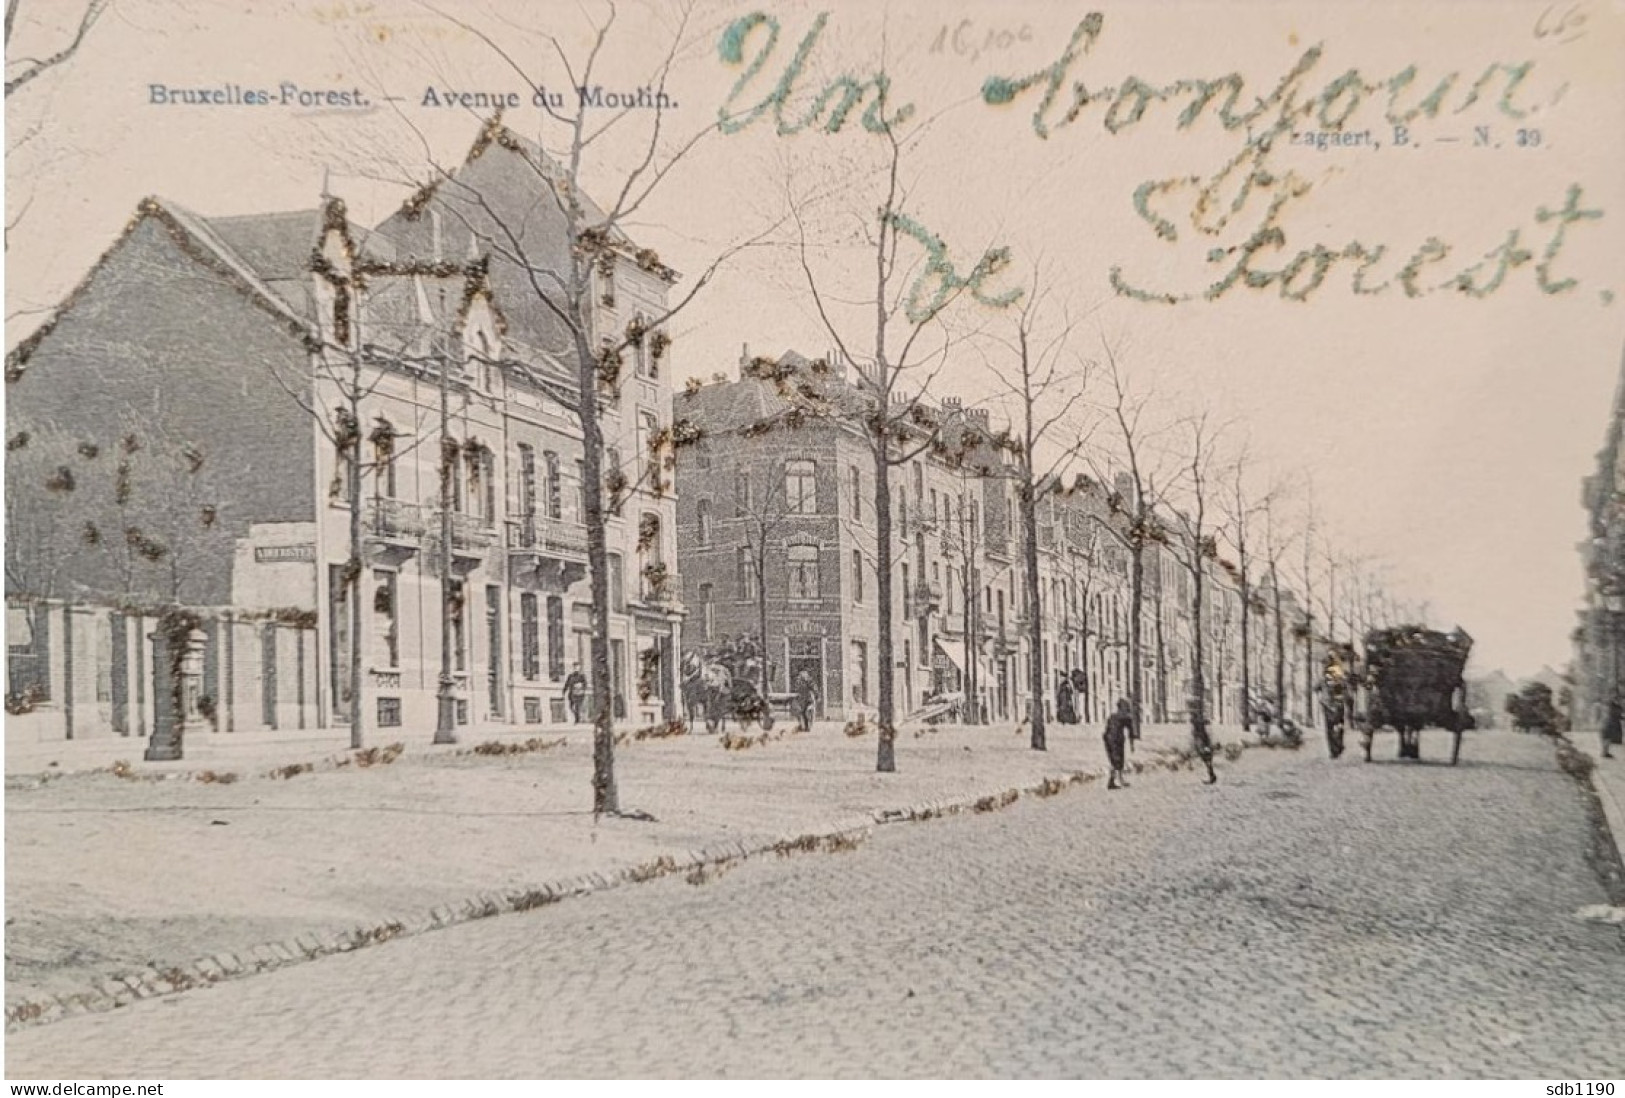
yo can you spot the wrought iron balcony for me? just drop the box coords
[365,498,428,542]
[507,518,589,561]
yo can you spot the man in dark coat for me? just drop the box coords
[563,664,587,724]
[1604,698,1622,759]
[1104,698,1132,789]
[1069,669,1088,722]
[1055,676,1076,726]
[793,669,818,732]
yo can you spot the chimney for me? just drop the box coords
[1114,472,1137,509]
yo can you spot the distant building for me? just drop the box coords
[1574,348,1625,728]
[673,351,1270,726]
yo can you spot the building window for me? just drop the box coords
[946,566,956,614]
[635,314,658,379]
[913,463,923,506]
[449,580,467,673]
[372,419,397,500]
[574,458,586,522]
[852,550,864,603]
[605,447,624,515]
[850,465,861,520]
[466,444,495,522]
[639,512,664,600]
[851,640,869,706]
[738,548,758,600]
[546,596,565,681]
[543,450,561,519]
[372,570,398,668]
[697,499,712,547]
[902,563,912,618]
[377,697,402,727]
[334,428,357,503]
[735,472,751,516]
[788,545,819,600]
[520,593,540,680]
[785,459,817,514]
[517,444,537,544]
[638,412,659,486]
[608,553,625,613]
[699,582,715,641]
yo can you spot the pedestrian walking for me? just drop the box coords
[1104,698,1132,789]
[1055,676,1076,726]
[1603,698,1622,759]
[564,663,587,724]
[793,668,818,732]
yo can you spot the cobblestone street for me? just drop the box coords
[7,729,1624,1078]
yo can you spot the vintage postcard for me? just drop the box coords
[4,0,1624,1082]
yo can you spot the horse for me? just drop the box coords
[698,661,733,733]
[679,652,706,724]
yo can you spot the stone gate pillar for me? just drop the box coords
[146,625,206,762]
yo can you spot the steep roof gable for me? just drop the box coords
[6,198,315,380]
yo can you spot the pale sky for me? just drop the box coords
[6,0,1623,682]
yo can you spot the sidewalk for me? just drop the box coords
[4,716,1271,1028]
[1565,723,1625,895]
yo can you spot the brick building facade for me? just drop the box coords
[674,352,1280,727]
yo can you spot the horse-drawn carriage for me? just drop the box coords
[679,648,814,734]
[1352,626,1474,764]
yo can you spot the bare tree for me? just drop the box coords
[363,3,777,812]
[731,453,796,704]
[5,419,87,599]
[4,0,110,98]
[1221,450,1288,733]
[1164,410,1225,783]
[743,117,1022,772]
[978,277,1092,751]
[1087,339,1177,744]
[4,411,219,607]
[1258,488,1299,725]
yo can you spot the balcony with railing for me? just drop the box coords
[508,517,589,592]
[363,498,426,566]
[915,581,942,616]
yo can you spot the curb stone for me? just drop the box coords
[4,738,1260,1033]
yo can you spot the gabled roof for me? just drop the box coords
[373,120,678,360]
[6,197,317,378]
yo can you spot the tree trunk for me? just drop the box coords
[757,539,770,703]
[963,549,979,725]
[1192,558,1206,724]
[1272,573,1286,717]
[575,328,618,816]
[1021,481,1045,750]
[1129,542,1144,740]
[347,382,365,751]
[1239,553,1251,732]
[1154,580,1167,723]
[1078,600,1092,724]
[874,446,895,771]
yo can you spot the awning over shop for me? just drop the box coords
[934,638,966,678]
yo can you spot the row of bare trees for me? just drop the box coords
[4,1,1429,810]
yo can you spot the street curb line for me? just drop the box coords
[3,738,1260,1033]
